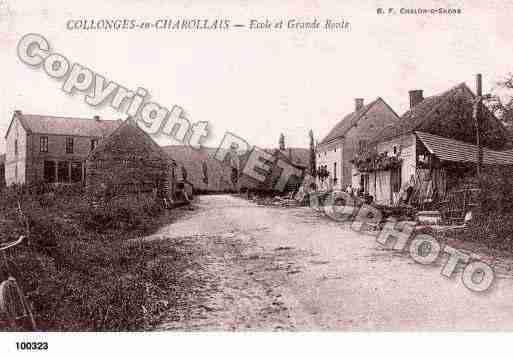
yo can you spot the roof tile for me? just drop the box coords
[371,84,466,143]
[415,131,513,166]
[18,114,121,138]
[320,98,381,144]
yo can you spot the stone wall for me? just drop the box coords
[85,120,170,198]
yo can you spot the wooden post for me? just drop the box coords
[474,73,484,216]
[475,74,483,177]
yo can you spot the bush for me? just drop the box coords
[465,213,513,250]
[451,166,513,250]
[79,194,164,233]
[479,165,513,213]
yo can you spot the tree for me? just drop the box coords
[488,73,513,127]
[309,130,316,177]
[279,133,285,150]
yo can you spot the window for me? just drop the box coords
[90,139,98,152]
[66,137,74,154]
[333,162,337,181]
[334,148,337,152]
[40,136,48,153]
[14,139,18,155]
[393,145,397,155]
[358,139,367,153]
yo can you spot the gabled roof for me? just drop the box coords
[5,112,122,139]
[415,131,513,166]
[320,98,397,144]
[372,83,507,144]
[90,117,174,165]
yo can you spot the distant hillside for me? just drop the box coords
[162,145,311,193]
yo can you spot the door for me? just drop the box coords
[43,161,55,183]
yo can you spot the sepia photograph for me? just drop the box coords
[1,0,513,358]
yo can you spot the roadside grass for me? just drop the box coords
[462,213,513,251]
[455,168,513,251]
[0,186,198,331]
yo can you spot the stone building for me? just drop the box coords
[356,82,513,206]
[85,117,176,198]
[3,110,120,186]
[316,98,400,191]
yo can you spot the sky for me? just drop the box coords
[1,0,513,153]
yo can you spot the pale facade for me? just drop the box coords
[316,98,400,191]
[316,138,344,190]
[5,116,28,185]
[364,134,416,204]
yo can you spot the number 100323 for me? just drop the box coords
[16,342,48,350]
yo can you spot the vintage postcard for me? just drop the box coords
[1,0,513,357]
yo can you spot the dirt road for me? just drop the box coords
[152,195,513,330]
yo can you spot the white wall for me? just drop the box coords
[5,117,27,185]
[368,170,391,204]
[316,138,344,190]
[377,133,417,186]
[363,133,417,205]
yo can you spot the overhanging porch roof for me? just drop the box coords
[415,131,513,166]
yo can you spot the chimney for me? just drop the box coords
[93,115,100,121]
[355,98,364,111]
[476,73,482,97]
[409,90,424,109]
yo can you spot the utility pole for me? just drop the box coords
[473,73,489,217]
[474,74,483,178]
